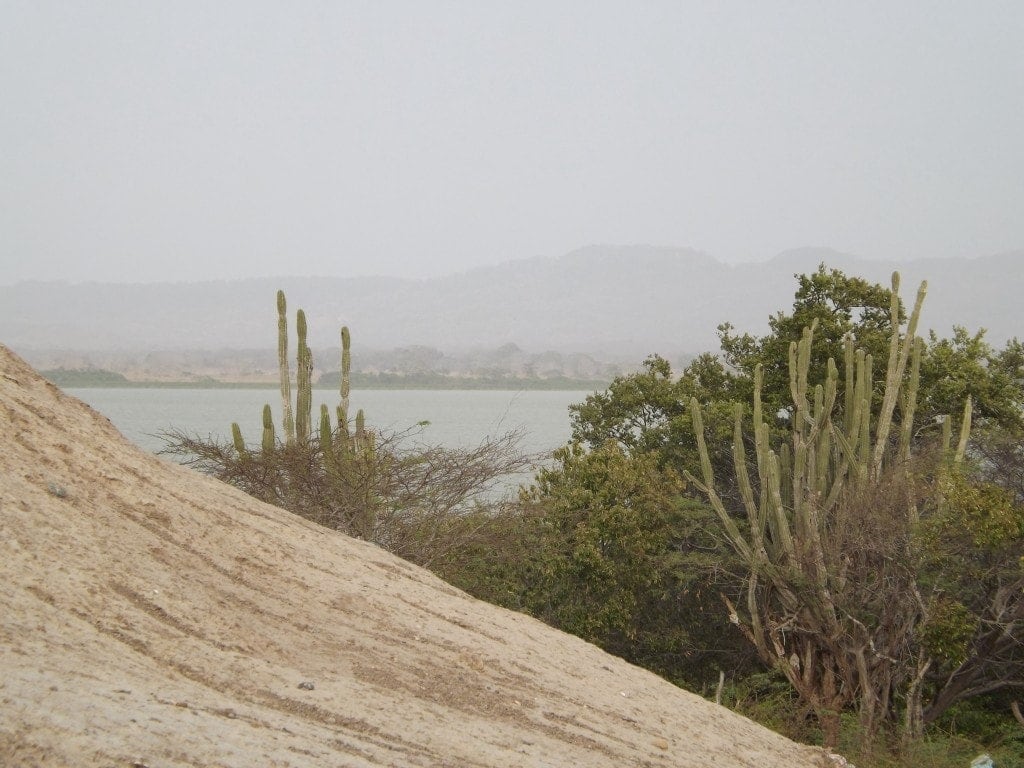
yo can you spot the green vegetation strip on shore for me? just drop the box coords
[42,368,610,391]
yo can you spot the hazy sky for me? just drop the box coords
[2,1,1022,285]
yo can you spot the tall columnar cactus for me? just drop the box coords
[231,423,248,457]
[686,272,971,743]
[294,309,313,442]
[354,408,366,450]
[261,404,276,454]
[277,290,295,445]
[340,326,351,426]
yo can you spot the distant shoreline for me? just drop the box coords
[45,369,608,392]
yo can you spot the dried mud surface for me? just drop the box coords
[0,344,832,767]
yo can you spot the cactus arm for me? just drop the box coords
[685,397,753,562]
[320,404,335,463]
[733,403,762,549]
[843,335,855,435]
[872,276,927,477]
[898,336,923,466]
[231,422,247,456]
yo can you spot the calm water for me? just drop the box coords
[66,387,591,459]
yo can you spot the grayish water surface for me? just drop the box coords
[66,388,589,460]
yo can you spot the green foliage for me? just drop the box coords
[735,267,1024,438]
[504,440,747,688]
[430,504,539,611]
[933,471,1024,549]
[569,353,741,476]
[569,354,685,452]
[921,328,1024,430]
[911,465,1024,732]
[932,696,1024,761]
[918,598,977,667]
[726,670,811,742]
[730,675,1024,768]
[524,442,683,641]
[718,263,901,413]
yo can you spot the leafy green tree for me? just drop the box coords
[509,441,749,687]
[718,264,902,414]
[568,352,742,481]
[569,354,689,455]
[920,329,1024,430]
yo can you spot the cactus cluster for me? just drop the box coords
[232,290,371,459]
[687,272,972,741]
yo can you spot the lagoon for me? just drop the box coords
[66,387,592,459]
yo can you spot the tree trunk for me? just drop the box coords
[901,655,930,743]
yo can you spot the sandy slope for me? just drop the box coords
[0,344,834,767]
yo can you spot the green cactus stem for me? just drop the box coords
[261,404,275,453]
[294,309,313,442]
[277,290,295,445]
[340,326,351,425]
[320,404,335,459]
[231,422,247,457]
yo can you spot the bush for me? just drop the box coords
[161,290,534,570]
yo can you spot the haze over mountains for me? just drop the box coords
[4,247,1021,367]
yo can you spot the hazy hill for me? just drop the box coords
[2,247,1021,363]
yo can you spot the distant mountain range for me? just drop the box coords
[3,247,1022,366]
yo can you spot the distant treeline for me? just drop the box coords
[42,368,252,389]
[340,371,610,390]
[43,367,609,391]
[42,368,133,387]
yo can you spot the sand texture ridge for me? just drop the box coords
[0,344,831,767]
